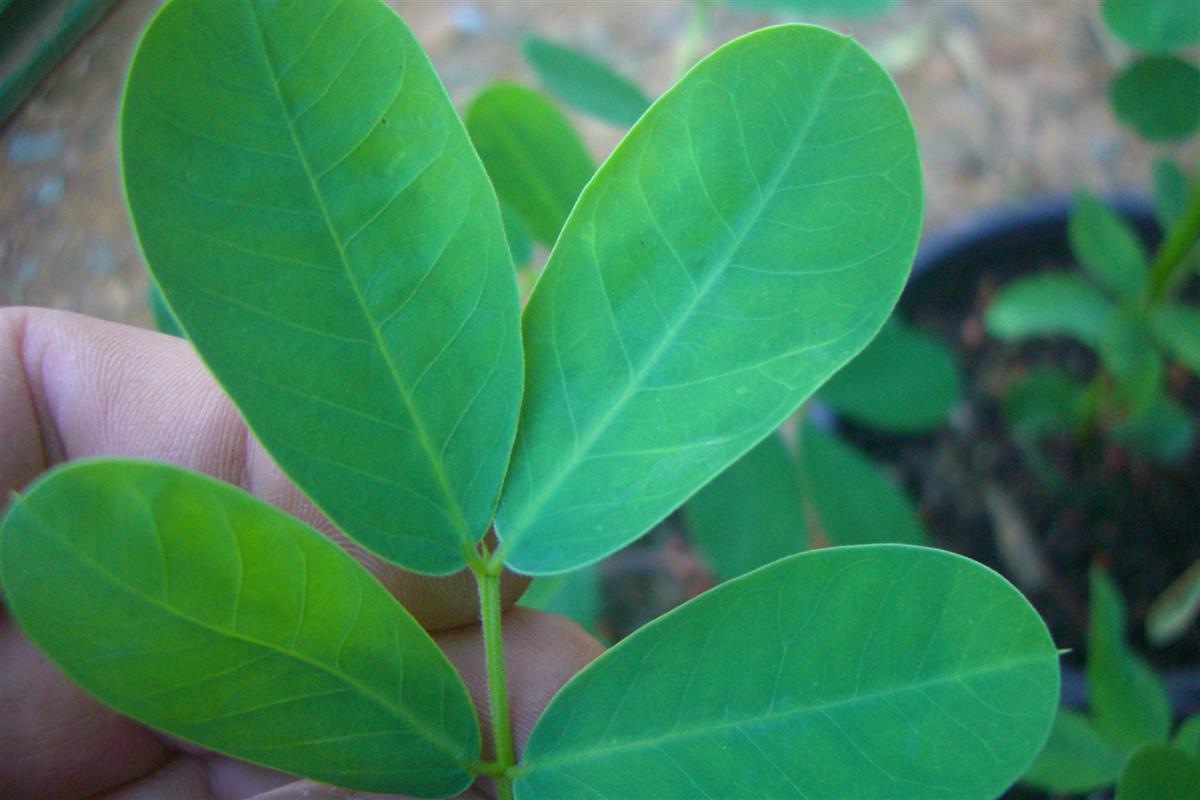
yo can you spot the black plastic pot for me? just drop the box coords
[896,193,1198,719]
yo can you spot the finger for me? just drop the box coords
[0,306,527,628]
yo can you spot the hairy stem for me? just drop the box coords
[473,560,516,800]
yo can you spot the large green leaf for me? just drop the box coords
[515,545,1059,799]
[1086,568,1171,752]
[1069,190,1147,300]
[683,431,807,581]
[465,82,594,246]
[1022,709,1126,793]
[522,37,652,129]
[1109,55,1200,142]
[121,0,523,574]
[985,273,1116,347]
[496,25,922,575]
[798,423,927,546]
[817,317,961,433]
[1148,302,1200,376]
[1101,0,1200,53]
[1115,743,1200,800]
[0,459,479,797]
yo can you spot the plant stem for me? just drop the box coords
[1147,183,1200,302]
[473,561,516,800]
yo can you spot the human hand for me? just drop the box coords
[0,307,604,799]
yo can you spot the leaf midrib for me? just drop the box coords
[244,1,472,548]
[521,654,1052,773]
[16,496,469,763]
[501,38,855,548]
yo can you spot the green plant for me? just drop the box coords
[984,2,1200,462]
[1022,567,1200,798]
[1,2,1060,798]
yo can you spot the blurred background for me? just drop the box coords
[0,0,1182,325]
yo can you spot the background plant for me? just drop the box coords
[1,1,1059,798]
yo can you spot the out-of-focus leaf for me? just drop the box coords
[797,423,926,546]
[1152,158,1189,231]
[1109,55,1200,142]
[1148,302,1200,377]
[515,545,1060,800]
[502,202,533,267]
[817,317,961,433]
[985,273,1115,347]
[722,0,898,19]
[1022,708,1126,794]
[1147,558,1200,646]
[1087,568,1172,753]
[522,37,651,128]
[465,82,594,246]
[1176,715,1200,757]
[1003,365,1089,437]
[1099,310,1162,416]
[684,431,807,581]
[518,565,602,634]
[1069,190,1147,300]
[1112,390,1196,462]
[1101,0,1200,53]
[1114,742,1200,800]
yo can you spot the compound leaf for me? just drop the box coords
[985,273,1115,347]
[0,459,479,797]
[1115,743,1200,800]
[515,545,1060,799]
[496,25,922,574]
[817,316,961,433]
[466,82,594,246]
[1022,709,1125,794]
[1069,190,1147,300]
[121,0,523,574]
[1087,568,1172,752]
[522,37,652,128]
[1101,0,1200,53]
[684,431,807,582]
[1109,55,1200,141]
[798,423,926,546]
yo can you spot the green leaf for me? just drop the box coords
[1115,743,1200,800]
[0,459,479,797]
[502,202,533,267]
[1099,310,1163,416]
[147,281,183,337]
[683,431,807,581]
[1087,568,1172,752]
[518,565,602,634]
[722,0,898,19]
[1101,0,1200,53]
[1147,558,1200,646]
[1069,190,1148,300]
[798,423,927,546]
[120,0,523,574]
[522,37,652,129]
[496,25,923,575]
[1176,715,1200,757]
[1003,365,1089,437]
[1153,157,1189,230]
[1148,302,1200,376]
[1109,55,1200,142]
[985,273,1116,347]
[1112,389,1196,462]
[465,82,594,246]
[817,317,961,433]
[1022,708,1126,793]
[515,545,1060,799]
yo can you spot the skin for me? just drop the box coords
[0,306,605,800]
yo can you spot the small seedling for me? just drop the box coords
[1,2,1058,798]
